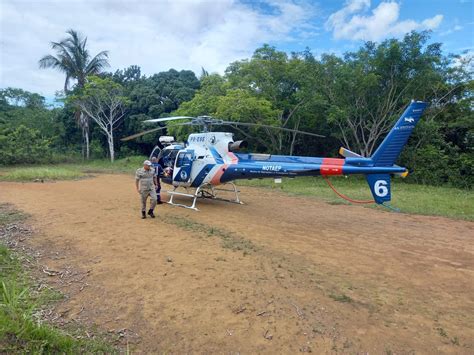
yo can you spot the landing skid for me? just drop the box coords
[166,183,243,211]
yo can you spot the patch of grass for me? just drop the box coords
[0,204,27,225]
[238,176,474,221]
[220,233,256,254]
[0,156,145,182]
[329,293,353,303]
[0,205,113,353]
[77,156,145,174]
[0,167,84,182]
[437,327,448,338]
[160,214,257,254]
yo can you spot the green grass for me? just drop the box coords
[0,207,27,226]
[329,293,353,303]
[237,176,474,221]
[0,167,85,181]
[0,156,145,182]
[0,204,113,353]
[74,155,145,173]
[160,214,257,254]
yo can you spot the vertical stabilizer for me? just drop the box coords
[366,174,391,204]
[371,101,428,166]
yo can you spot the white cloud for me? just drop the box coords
[325,0,443,41]
[0,0,317,97]
[440,24,463,36]
[422,15,444,29]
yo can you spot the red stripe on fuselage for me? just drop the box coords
[320,158,344,175]
[210,164,228,185]
[210,152,239,185]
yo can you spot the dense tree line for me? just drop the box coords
[0,31,472,188]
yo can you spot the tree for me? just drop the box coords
[319,31,462,157]
[70,77,128,162]
[172,46,326,155]
[111,65,143,85]
[215,89,282,152]
[39,29,109,93]
[167,74,226,140]
[118,69,200,154]
[0,125,52,165]
[39,29,109,159]
[0,88,45,109]
[225,45,327,154]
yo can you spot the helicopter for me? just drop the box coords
[122,101,428,211]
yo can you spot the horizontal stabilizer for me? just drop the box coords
[393,166,409,178]
[339,147,362,158]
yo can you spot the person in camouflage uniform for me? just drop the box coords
[135,160,158,219]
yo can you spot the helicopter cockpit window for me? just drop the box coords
[159,149,179,168]
[175,152,193,168]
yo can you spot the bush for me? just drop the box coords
[450,152,474,189]
[0,125,52,165]
[402,144,473,189]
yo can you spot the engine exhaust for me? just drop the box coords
[228,140,248,152]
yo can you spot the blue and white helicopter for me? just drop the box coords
[122,101,428,210]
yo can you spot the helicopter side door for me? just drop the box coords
[149,145,161,160]
[173,150,194,184]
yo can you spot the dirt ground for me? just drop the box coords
[0,174,473,354]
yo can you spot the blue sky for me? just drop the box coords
[262,0,473,56]
[1,0,473,99]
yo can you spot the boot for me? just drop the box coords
[141,211,146,219]
[147,209,155,218]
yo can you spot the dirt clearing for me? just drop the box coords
[0,174,473,353]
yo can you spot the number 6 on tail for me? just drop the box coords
[366,174,391,203]
[374,180,389,197]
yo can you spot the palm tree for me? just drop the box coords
[39,29,109,159]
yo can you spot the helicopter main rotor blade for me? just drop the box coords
[221,121,325,138]
[120,127,168,141]
[120,121,196,141]
[144,116,194,123]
